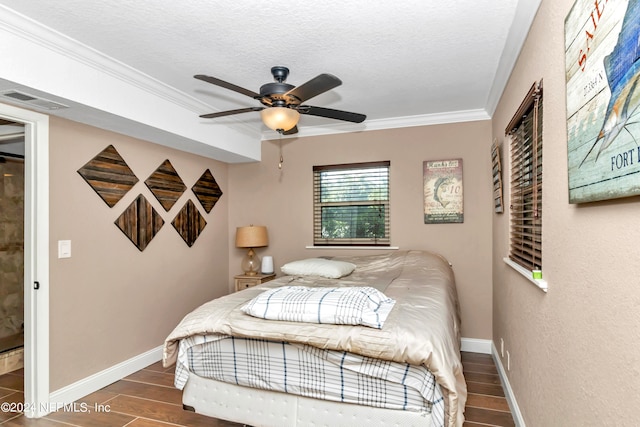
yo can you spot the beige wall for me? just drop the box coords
[48,117,229,391]
[492,0,640,424]
[229,122,494,339]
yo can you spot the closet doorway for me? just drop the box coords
[0,102,49,418]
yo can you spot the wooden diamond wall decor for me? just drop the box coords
[192,169,223,213]
[115,194,164,251]
[172,200,207,247]
[145,159,186,211]
[77,145,139,207]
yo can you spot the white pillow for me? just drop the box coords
[280,258,356,279]
[241,286,395,329]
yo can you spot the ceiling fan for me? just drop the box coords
[195,66,366,135]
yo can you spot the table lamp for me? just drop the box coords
[235,225,268,276]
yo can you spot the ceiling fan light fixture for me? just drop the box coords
[261,107,300,132]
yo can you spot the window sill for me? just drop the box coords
[503,257,547,293]
[306,246,400,250]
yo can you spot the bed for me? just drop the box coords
[163,250,467,426]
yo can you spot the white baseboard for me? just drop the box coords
[491,342,525,427]
[461,337,492,354]
[48,345,163,412]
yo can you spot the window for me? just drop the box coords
[313,161,390,246]
[507,81,543,271]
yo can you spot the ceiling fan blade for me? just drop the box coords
[194,74,260,99]
[284,74,342,103]
[282,126,298,135]
[298,105,366,123]
[199,107,264,119]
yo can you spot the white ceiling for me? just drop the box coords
[0,0,541,162]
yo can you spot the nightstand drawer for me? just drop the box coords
[236,278,258,290]
[234,273,276,292]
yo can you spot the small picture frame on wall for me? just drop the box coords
[491,140,504,213]
[423,159,464,224]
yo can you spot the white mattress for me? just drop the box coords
[183,372,438,427]
[177,334,444,421]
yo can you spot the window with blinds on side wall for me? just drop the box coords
[313,161,390,246]
[507,80,543,271]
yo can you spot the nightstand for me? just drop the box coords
[234,273,276,292]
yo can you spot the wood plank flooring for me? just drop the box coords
[0,351,514,426]
[462,352,515,426]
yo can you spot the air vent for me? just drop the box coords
[4,91,37,102]
[1,90,69,110]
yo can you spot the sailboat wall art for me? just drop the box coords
[565,0,640,203]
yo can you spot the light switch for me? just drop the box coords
[58,240,71,259]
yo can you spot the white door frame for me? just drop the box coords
[0,102,49,417]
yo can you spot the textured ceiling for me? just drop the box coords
[0,0,540,159]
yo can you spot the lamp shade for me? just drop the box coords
[260,107,300,132]
[235,225,268,248]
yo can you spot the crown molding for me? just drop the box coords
[0,5,229,116]
[0,4,263,162]
[485,0,542,116]
[263,108,491,140]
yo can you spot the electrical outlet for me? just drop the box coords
[507,350,511,371]
[500,338,504,357]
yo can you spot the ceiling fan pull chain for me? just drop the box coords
[278,131,284,169]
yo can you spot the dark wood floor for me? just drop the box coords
[0,351,513,426]
[462,352,515,426]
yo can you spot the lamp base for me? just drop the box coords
[241,248,261,276]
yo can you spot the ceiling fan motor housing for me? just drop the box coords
[259,82,297,106]
[258,66,301,107]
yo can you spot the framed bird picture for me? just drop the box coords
[565,0,640,203]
